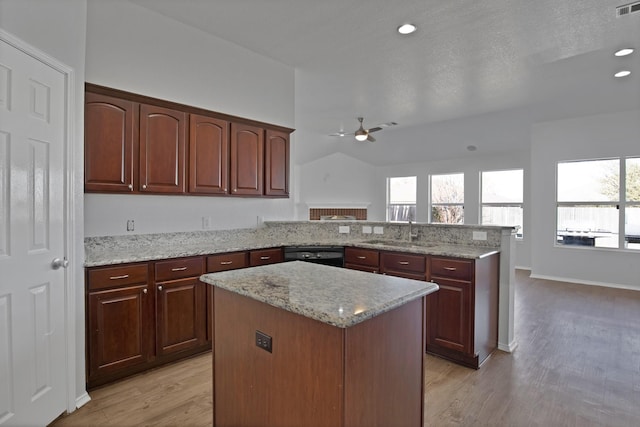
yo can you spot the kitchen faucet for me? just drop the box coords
[408,220,419,242]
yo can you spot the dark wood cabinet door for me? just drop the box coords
[87,283,154,380]
[84,92,137,192]
[189,114,229,194]
[156,277,207,357]
[230,123,264,195]
[427,277,472,354]
[139,104,187,193]
[264,129,289,196]
[249,247,284,266]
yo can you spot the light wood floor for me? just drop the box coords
[51,270,640,426]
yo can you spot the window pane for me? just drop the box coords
[482,206,523,236]
[557,159,619,202]
[389,176,416,204]
[431,173,464,203]
[432,205,464,224]
[481,170,523,203]
[626,158,640,202]
[557,205,619,248]
[625,206,640,250]
[388,205,416,222]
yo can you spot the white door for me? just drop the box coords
[0,36,68,426]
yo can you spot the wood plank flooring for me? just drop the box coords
[51,270,640,426]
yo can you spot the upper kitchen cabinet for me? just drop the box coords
[84,92,137,192]
[139,104,187,194]
[230,123,264,196]
[265,129,290,197]
[189,114,229,195]
[85,83,293,198]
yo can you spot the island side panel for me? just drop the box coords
[343,297,425,427]
[213,287,345,427]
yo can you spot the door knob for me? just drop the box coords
[51,258,69,270]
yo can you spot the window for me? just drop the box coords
[387,176,416,222]
[430,173,464,223]
[481,169,524,238]
[556,157,640,249]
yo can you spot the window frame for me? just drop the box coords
[429,172,465,224]
[480,169,524,239]
[386,176,417,223]
[555,156,640,251]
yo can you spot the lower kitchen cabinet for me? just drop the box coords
[86,263,154,388]
[154,257,208,358]
[426,254,499,369]
[249,247,284,266]
[86,256,210,389]
[344,247,379,273]
[380,251,426,280]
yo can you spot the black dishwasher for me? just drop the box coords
[283,246,344,267]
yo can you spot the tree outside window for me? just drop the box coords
[430,173,464,224]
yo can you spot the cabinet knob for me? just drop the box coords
[142,184,147,190]
[223,188,228,192]
[158,285,163,291]
[128,184,133,190]
[143,288,148,294]
[233,188,237,193]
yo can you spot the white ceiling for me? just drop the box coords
[130,0,640,165]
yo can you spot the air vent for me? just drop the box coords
[617,1,640,17]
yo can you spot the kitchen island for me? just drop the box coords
[200,261,439,427]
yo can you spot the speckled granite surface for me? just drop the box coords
[200,261,439,328]
[85,221,510,266]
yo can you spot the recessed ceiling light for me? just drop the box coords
[397,24,416,35]
[615,70,631,78]
[614,48,634,57]
[466,145,477,152]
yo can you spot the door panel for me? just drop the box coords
[189,114,229,194]
[230,123,263,195]
[0,36,67,426]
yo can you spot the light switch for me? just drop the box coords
[362,226,372,234]
[373,226,384,234]
[473,231,487,240]
[339,226,350,234]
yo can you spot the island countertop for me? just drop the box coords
[200,260,439,328]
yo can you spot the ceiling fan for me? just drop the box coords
[330,117,397,142]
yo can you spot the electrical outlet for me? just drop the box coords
[373,226,384,234]
[473,231,487,240]
[255,330,272,353]
[362,226,372,234]
[202,216,211,229]
[126,219,135,232]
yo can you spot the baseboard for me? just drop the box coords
[497,340,518,353]
[529,273,640,292]
[75,392,91,409]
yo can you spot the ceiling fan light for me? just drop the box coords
[614,48,634,57]
[355,133,368,141]
[397,23,416,35]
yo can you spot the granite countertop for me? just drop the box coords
[84,234,498,267]
[200,261,439,328]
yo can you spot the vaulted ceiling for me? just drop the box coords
[130,0,640,165]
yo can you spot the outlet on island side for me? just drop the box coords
[126,219,135,232]
[255,330,272,353]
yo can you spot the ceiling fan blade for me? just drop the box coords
[367,126,383,133]
[366,134,376,142]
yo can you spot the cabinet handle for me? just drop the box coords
[357,256,367,259]
[109,274,129,280]
[128,184,133,190]
[158,285,163,291]
[220,261,233,265]
[398,261,410,265]
[143,288,148,294]
[444,267,457,271]
[260,256,271,260]
[171,267,188,271]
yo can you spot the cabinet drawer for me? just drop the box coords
[345,247,379,268]
[431,257,473,281]
[250,248,284,266]
[207,251,248,272]
[381,252,426,275]
[87,263,149,291]
[155,257,204,282]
